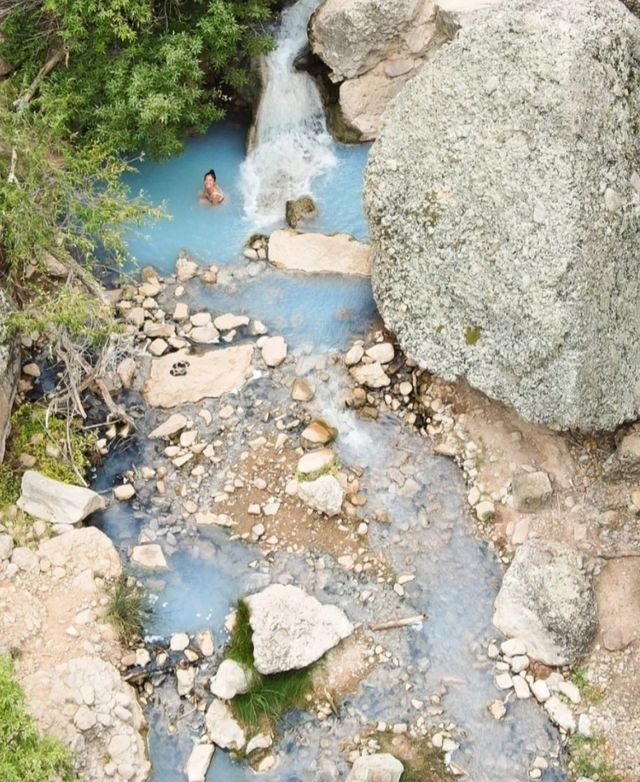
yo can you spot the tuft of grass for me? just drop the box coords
[225,599,314,731]
[570,666,605,705]
[103,574,146,646]
[0,656,80,782]
[567,735,623,782]
[464,325,482,346]
[0,403,98,507]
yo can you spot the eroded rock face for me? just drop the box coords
[493,540,598,666]
[365,0,640,430]
[245,584,353,675]
[311,0,453,140]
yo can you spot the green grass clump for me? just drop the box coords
[570,666,605,705]
[464,325,482,346]
[226,600,314,731]
[0,403,98,507]
[376,732,454,782]
[295,462,339,483]
[103,575,146,646]
[568,735,622,782]
[0,656,80,782]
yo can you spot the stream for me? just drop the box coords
[98,0,568,780]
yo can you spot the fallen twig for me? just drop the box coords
[369,614,426,632]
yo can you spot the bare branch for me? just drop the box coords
[13,47,66,112]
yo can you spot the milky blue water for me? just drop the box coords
[122,119,370,273]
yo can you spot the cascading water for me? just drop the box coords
[240,0,337,225]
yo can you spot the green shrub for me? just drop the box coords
[226,600,315,731]
[0,656,80,782]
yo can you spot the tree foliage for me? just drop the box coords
[1,0,275,158]
[0,656,80,782]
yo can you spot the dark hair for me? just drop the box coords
[204,169,217,181]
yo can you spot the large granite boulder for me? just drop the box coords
[365,0,640,430]
[346,754,404,782]
[493,540,598,666]
[245,584,353,675]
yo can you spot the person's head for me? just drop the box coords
[203,169,217,189]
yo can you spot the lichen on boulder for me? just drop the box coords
[365,0,640,430]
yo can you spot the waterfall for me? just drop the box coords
[240,0,336,226]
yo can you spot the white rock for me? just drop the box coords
[297,474,345,516]
[501,638,527,656]
[544,696,576,732]
[17,471,106,526]
[475,500,495,521]
[173,302,189,321]
[512,675,530,699]
[366,342,394,364]
[345,344,365,366]
[205,699,246,750]
[349,361,390,388]
[346,754,404,782]
[245,584,353,675]
[261,336,288,367]
[488,699,506,720]
[176,666,196,697]
[510,655,530,673]
[578,713,593,737]
[149,413,189,439]
[186,743,215,782]
[113,484,135,501]
[176,255,199,281]
[495,673,513,690]
[558,680,581,704]
[196,630,215,657]
[190,325,220,344]
[210,659,251,700]
[531,679,551,703]
[170,632,190,651]
[132,544,167,569]
[214,313,249,331]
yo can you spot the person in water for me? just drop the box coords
[201,169,224,205]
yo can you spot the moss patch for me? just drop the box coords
[567,735,623,782]
[464,326,482,346]
[0,656,80,782]
[0,403,98,507]
[295,462,339,483]
[570,666,605,705]
[376,731,455,782]
[226,600,315,731]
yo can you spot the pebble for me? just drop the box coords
[114,484,136,502]
[170,633,190,652]
[512,675,530,699]
[488,699,506,720]
[501,638,527,657]
[344,344,365,366]
[495,673,513,690]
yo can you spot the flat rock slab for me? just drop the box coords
[268,229,371,276]
[245,584,353,675]
[17,470,106,526]
[143,346,253,408]
[38,527,121,579]
[596,557,640,651]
